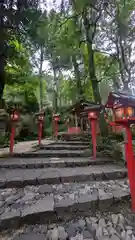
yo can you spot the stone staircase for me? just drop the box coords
[57,132,90,142]
[0,140,133,240]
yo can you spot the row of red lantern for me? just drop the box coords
[10,111,60,154]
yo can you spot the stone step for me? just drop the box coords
[1,207,135,240]
[0,157,113,169]
[0,179,130,230]
[0,165,127,188]
[1,206,134,240]
[49,141,90,146]
[38,145,89,150]
[61,138,90,142]
[58,134,90,142]
[11,150,90,158]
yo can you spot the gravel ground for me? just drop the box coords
[1,205,135,240]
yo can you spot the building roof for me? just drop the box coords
[68,99,98,115]
[106,91,135,108]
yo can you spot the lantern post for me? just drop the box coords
[88,111,98,160]
[53,113,60,139]
[38,112,44,145]
[105,91,135,212]
[10,110,20,154]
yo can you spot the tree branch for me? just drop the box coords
[92,11,102,40]
[59,14,80,28]
[94,49,118,59]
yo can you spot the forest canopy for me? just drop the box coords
[0,0,135,111]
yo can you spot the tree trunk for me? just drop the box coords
[0,4,6,102]
[39,45,44,111]
[87,42,101,103]
[0,56,5,102]
[115,4,131,91]
[72,55,83,99]
[82,11,101,103]
[86,39,108,136]
[53,67,58,113]
[82,11,108,136]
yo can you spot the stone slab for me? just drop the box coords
[76,192,98,212]
[112,189,130,201]
[11,149,90,158]
[0,165,127,188]
[55,198,76,209]
[0,179,130,230]
[0,157,113,169]
[0,210,21,230]
[13,233,46,240]
[98,189,114,210]
[49,141,90,145]
[38,144,89,150]
[21,195,54,218]
[2,211,135,240]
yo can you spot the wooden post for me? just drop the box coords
[81,118,83,132]
[38,122,43,145]
[10,124,15,154]
[125,126,135,212]
[10,111,19,154]
[90,119,97,160]
[75,113,78,128]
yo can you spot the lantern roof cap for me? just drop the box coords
[105,91,135,108]
[84,105,102,111]
[35,111,45,117]
[53,113,60,116]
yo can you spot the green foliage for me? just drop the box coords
[6,39,32,84]
[44,126,53,137]
[0,0,134,141]
[4,74,42,112]
[0,133,10,147]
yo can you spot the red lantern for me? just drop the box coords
[127,107,134,118]
[114,107,124,119]
[38,115,44,122]
[11,111,19,121]
[54,116,60,121]
[88,112,97,119]
[53,113,60,121]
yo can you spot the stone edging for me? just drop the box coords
[37,145,89,150]
[0,158,114,169]
[0,168,127,188]
[10,150,92,158]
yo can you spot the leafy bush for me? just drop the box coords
[44,126,53,137]
[58,124,67,132]
[15,127,38,141]
[0,132,10,147]
[44,114,52,129]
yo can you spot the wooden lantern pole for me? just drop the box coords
[88,112,97,160]
[10,111,19,154]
